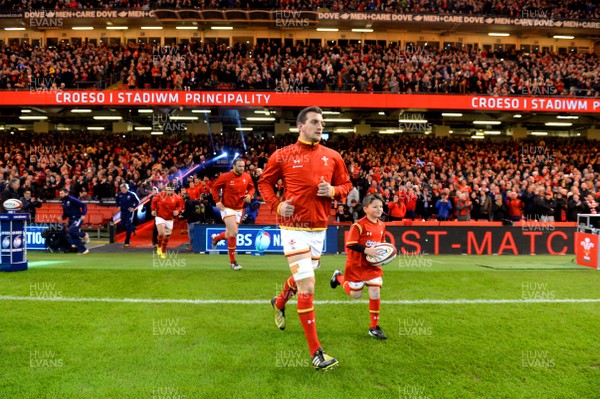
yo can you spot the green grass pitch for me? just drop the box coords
[0,252,598,399]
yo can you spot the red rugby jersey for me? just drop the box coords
[211,170,255,211]
[344,216,386,282]
[151,192,184,220]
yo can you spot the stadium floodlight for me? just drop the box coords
[192,110,211,113]
[169,116,198,121]
[513,114,522,118]
[378,112,385,115]
[289,128,299,132]
[545,122,572,127]
[531,132,548,136]
[399,119,428,123]
[87,127,105,131]
[471,135,485,139]
[72,27,94,30]
[473,120,501,125]
[235,127,253,131]
[19,116,48,120]
[553,35,574,39]
[254,110,271,115]
[484,131,501,135]
[141,26,163,30]
[21,109,32,113]
[442,113,463,117]
[106,26,128,30]
[151,131,163,135]
[138,109,153,114]
[557,115,579,119]
[93,116,122,120]
[71,109,92,113]
[4,27,25,31]
[134,127,152,131]
[176,26,198,30]
[321,111,341,115]
[247,117,275,121]
[488,33,509,37]
[334,128,354,133]
[352,29,373,33]
[316,28,338,32]
[324,118,352,123]
[211,26,233,30]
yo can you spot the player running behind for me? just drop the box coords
[210,157,255,271]
[151,183,183,258]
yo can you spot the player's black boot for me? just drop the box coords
[312,348,339,371]
[330,269,342,289]
[369,326,388,340]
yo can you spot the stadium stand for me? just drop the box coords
[1,42,598,97]
[0,0,597,19]
[1,133,599,223]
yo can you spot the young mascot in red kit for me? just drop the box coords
[258,106,353,370]
[211,157,255,270]
[331,194,388,340]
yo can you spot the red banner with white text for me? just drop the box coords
[2,90,600,113]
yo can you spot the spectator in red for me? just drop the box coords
[404,188,418,220]
[456,193,473,221]
[387,194,406,221]
[506,191,523,222]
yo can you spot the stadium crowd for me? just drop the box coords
[2,41,598,97]
[1,132,599,223]
[0,0,598,19]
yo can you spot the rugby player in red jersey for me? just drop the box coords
[211,158,255,270]
[258,106,353,370]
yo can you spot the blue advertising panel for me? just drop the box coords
[192,225,338,254]
[26,224,52,251]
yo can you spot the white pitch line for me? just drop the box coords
[0,296,599,305]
